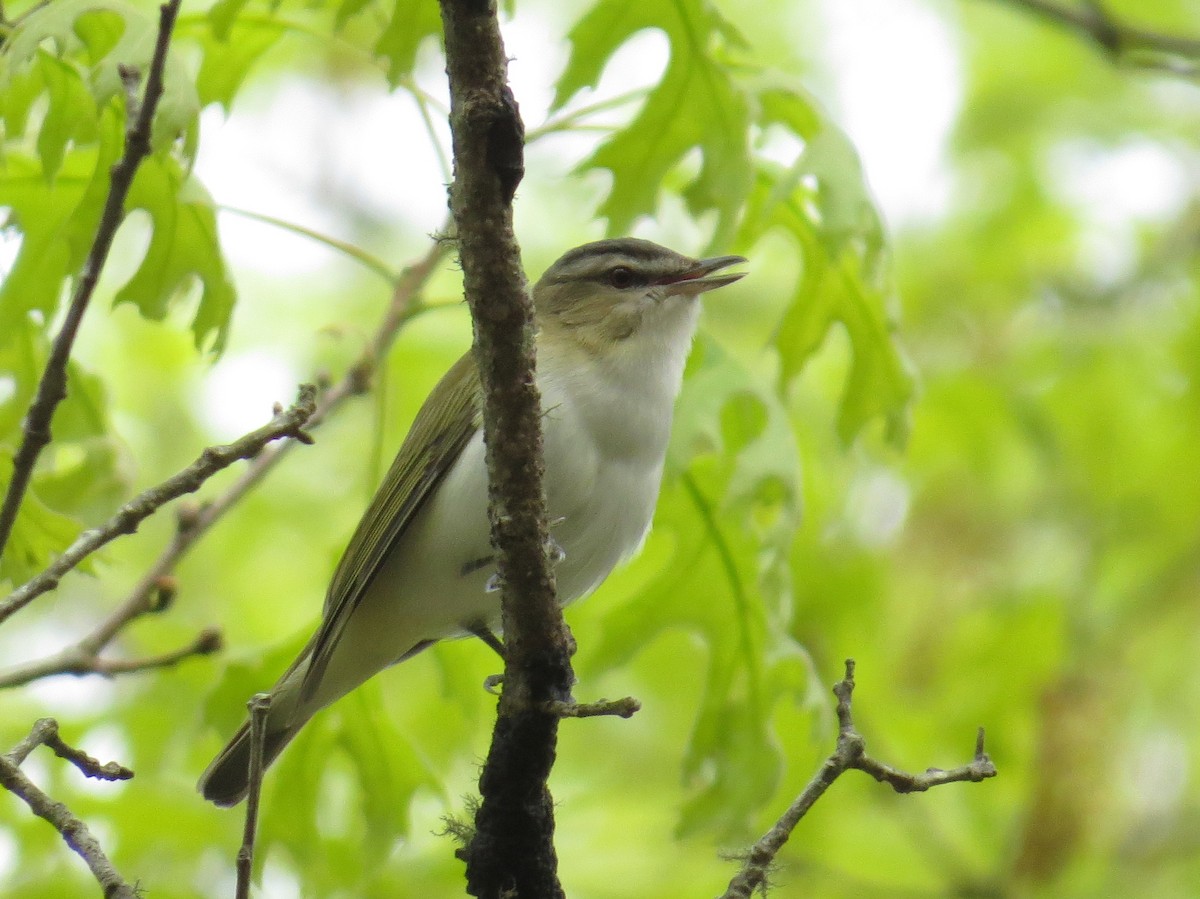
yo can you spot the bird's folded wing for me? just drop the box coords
[300,351,483,700]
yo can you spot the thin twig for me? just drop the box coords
[0,624,223,688]
[216,204,400,284]
[0,0,185,558]
[984,0,1200,77]
[543,697,641,719]
[0,385,318,626]
[720,659,997,899]
[235,693,271,899]
[1,719,138,898]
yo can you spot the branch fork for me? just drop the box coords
[720,659,997,899]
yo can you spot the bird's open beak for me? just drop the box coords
[659,255,748,296]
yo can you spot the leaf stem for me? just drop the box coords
[216,204,400,284]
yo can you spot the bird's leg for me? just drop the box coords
[546,517,567,566]
[460,554,493,576]
[464,620,507,694]
[465,620,507,660]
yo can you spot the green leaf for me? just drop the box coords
[0,109,236,353]
[0,318,125,559]
[117,156,237,353]
[0,450,83,587]
[0,132,120,340]
[772,230,915,446]
[335,0,376,31]
[32,359,128,523]
[734,89,915,446]
[195,18,287,111]
[207,0,255,41]
[373,0,443,88]
[35,54,102,182]
[3,0,201,155]
[555,0,752,241]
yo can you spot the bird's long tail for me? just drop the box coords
[198,696,311,807]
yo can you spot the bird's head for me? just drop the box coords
[532,238,746,357]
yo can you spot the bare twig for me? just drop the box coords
[0,0,184,558]
[0,385,318,626]
[0,622,223,689]
[235,693,271,899]
[544,697,641,719]
[1,719,138,898]
[720,659,997,899]
[9,718,134,780]
[984,0,1200,77]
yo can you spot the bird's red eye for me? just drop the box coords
[608,266,635,289]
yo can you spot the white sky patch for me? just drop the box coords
[817,0,962,227]
[1046,139,1192,284]
[1048,139,1192,225]
[198,349,300,438]
[843,467,911,547]
[0,830,16,884]
[195,80,451,277]
[0,224,21,281]
[1124,728,1189,818]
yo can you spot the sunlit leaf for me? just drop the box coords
[555,0,752,241]
[2,0,201,156]
[117,150,236,353]
[373,0,443,88]
[0,450,82,586]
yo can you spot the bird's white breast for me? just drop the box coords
[349,298,697,652]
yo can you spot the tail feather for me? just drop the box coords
[198,712,303,807]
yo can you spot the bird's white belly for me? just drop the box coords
[346,389,662,645]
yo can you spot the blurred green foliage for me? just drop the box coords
[1,0,1199,896]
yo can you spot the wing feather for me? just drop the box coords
[300,351,482,699]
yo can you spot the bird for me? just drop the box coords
[198,237,746,806]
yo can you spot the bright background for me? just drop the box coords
[2,0,1200,896]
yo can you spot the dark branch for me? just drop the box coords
[0,0,185,558]
[1,719,138,898]
[0,385,318,627]
[720,659,997,899]
[437,1,573,896]
[984,0,1200,77]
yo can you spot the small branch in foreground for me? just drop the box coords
[235,693,271,899]
[0,385,318,627]
[0,565,218,688]
[8,718,134,780]
[0,0,184,559]
[1,719,138,898]
[544,697,641,719]
[720,659,997,899]
[984,0,1200,77]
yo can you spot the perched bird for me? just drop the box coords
[199,238,746,806]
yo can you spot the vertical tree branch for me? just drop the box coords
[235,694,271,899]
[0,0,184,558]
[436,1,571,896]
